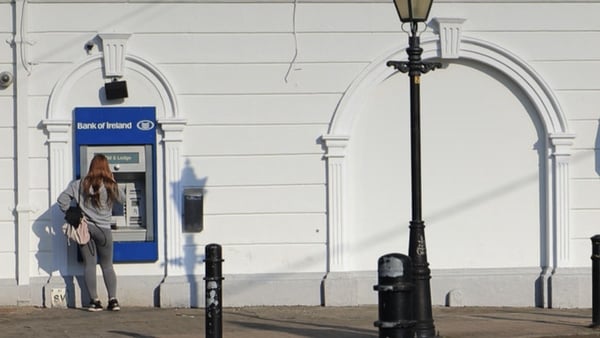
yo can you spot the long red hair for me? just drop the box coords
[82,154,119,208]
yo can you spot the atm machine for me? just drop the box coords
[74,107,157,262]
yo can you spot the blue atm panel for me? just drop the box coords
[74,107,157,262]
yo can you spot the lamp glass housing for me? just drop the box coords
[393,0,434,22]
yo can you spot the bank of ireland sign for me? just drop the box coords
[74,107,156,145]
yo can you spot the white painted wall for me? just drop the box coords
[0,0,599,307]
[347,60,544,271]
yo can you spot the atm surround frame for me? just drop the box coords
[74,107,158,263]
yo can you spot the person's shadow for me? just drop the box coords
[32,206,88,308]
[170,159,207,307]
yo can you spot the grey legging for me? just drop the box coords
[79,223,117,301]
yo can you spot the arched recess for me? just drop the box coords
[322,32,575,275]
[42,53,188,277]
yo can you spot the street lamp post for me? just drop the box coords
[386,0,441,337]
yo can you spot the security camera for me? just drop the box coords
[0,71,13,88]
[84,40,95,54]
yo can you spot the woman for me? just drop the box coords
[58,154,125,312]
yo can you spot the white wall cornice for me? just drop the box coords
[99,33,131,78]
[322,135,350,159]
[432,17,466,59]
[42,119,71,137]
[158,118,187,142]
[549,133,576,155]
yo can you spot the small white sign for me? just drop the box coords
[51,288,67,308]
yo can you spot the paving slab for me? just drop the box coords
[1,305,600,338]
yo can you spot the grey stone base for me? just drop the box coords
[323,267,592,308]
[550,267,592,308]
[37,275,162,308]
[3,267,594,308]
[159,275,193,308]
[158,273,324,307]
[430,268,545,307]
[222,273,324,307]
[322,272,377,306]
[0,280,18,305]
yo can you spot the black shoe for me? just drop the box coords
[107,298,120,311]
[88,299,103,312]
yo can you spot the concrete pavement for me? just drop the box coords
[1,305,600,337]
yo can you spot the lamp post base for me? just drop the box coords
[409,220,436,338]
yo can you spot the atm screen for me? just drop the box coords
[102,152,140,164]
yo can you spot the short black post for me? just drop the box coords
[204,243,224,338]
[592,235,600,328]
[374,253,416,338]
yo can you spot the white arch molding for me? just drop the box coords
[42,53,188,280]
[322,29,575,279]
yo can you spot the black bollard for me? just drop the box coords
[592,235,600,328]
[374,253,416,338]
[204,243,224,338]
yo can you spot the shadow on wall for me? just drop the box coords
[32,208,60,278]
[32,205,89,307]
[32,208,63,306]
[167,158,208,307]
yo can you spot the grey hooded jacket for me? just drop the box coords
[57,179,126,229]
